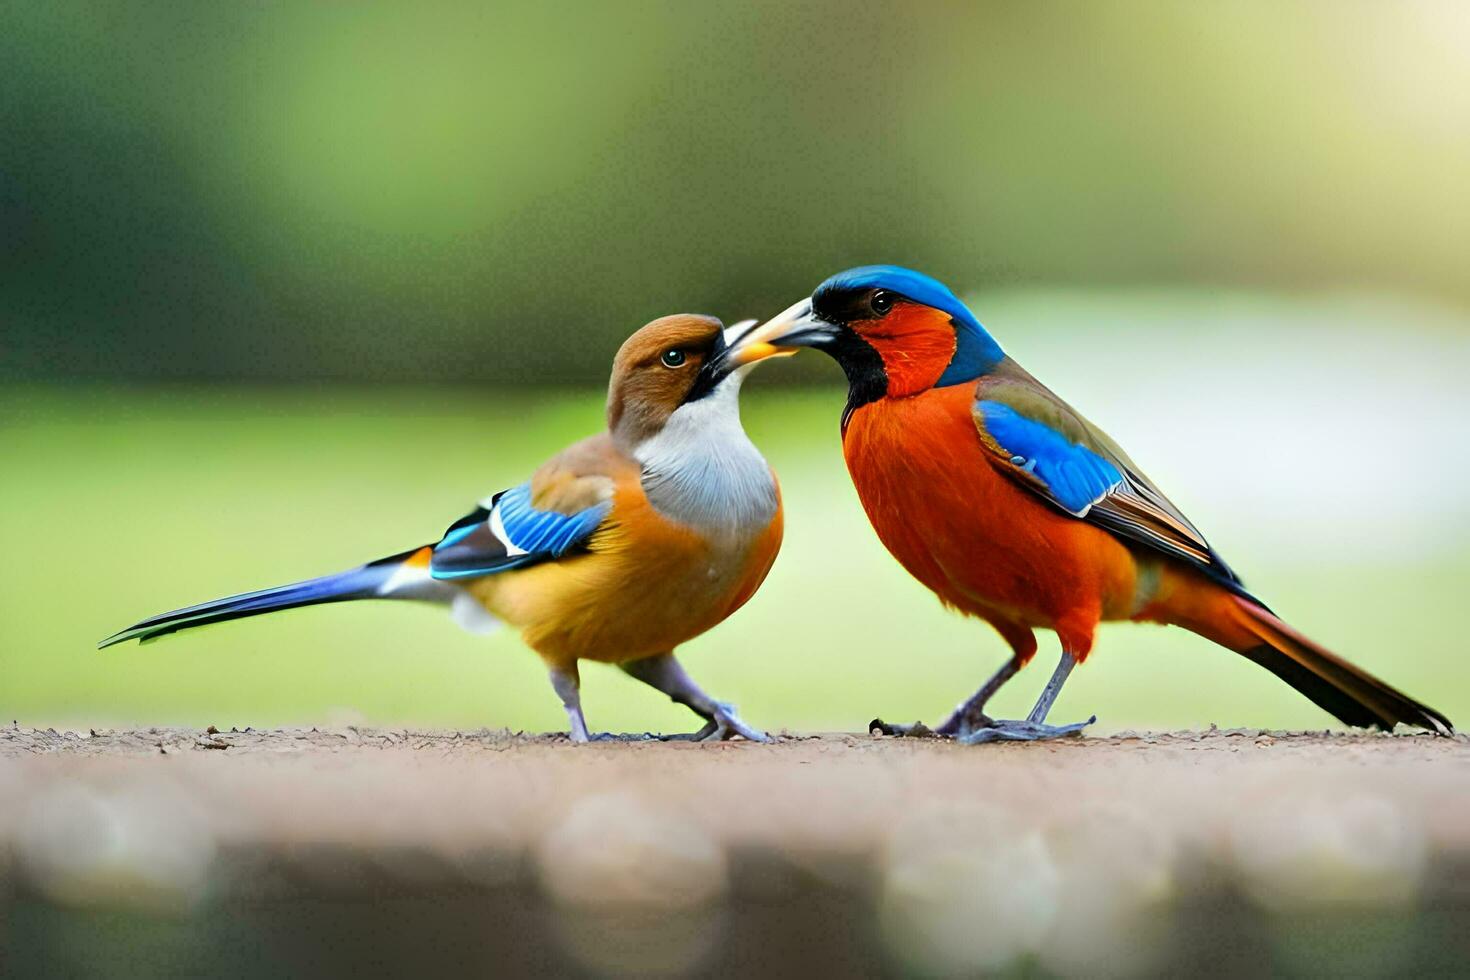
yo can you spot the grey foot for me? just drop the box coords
[662,702,769,743]
[869,718,940,738]
[956,715,1096,744]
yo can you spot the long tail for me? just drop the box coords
[1153,575,1452,733]
[98,545,494,648]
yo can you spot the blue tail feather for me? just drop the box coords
[98,547,427,648]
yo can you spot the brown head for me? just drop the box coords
[606,314,787,449]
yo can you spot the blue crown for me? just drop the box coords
[816,265,1004,385]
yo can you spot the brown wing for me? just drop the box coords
[529,434,626,514]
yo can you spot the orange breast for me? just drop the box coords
[842,384,1137,650]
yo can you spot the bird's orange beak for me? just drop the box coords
[724,298,837,365]
[721,317,799,367]
[688,319,796,402]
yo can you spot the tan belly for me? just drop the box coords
[466,505,782,668]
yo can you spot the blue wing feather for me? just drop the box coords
[976,401,1123,516]
[430,482,610,580]
[496,483,609,556]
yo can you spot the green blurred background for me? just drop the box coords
[4,2,1468,733]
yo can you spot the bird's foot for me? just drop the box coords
[955,715,1096,744]
[662,702,770,743]
[869,718,941,738]
[562,725,660,743]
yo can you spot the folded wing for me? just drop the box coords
[972,372,1245,593]
[430,459,616,581]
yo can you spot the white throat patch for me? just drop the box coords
[634,368,778,532]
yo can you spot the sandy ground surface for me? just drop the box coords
[3,726,1468,977]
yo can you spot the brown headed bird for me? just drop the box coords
[102,315,791,741]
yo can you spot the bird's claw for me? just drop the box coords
[572,731,658,743]
[708,700,771,742]
[662,701,770,743]
[955,715,1096,744]
[869,718,939,738]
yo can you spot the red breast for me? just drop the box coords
[842,383,1139,655]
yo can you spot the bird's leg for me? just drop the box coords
[957,651,1095,744]
[1028,650,1075,723]
[549,664,592,743]
[872,655,1025,738]
[940,653,1025,735]
[620,653,770,742]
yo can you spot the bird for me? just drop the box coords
[728,265,1452,741]
[100,314,790,742]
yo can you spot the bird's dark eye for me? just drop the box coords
[870,290,894,316]
[660,348,686,368]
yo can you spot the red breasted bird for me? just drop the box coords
[730,266,1451,740]
[100,315,788,742]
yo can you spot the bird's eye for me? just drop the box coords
[660,348,687,368]
[870,290,894,316]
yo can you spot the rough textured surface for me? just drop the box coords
[6,723,1466,756]
[2,726,1468,977]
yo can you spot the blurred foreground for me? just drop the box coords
[2,728,1467,977]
